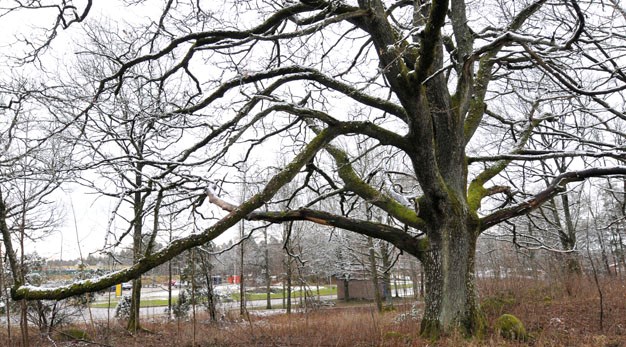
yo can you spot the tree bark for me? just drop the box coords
[19,192,29,347]
[264,228,272,310]
[379,241,393,306]
[367,237,382,312]
[167,260,172,320]
[127,164,145,332]
[127,278,142,332]
[597,229,612,275]
[239,220,246,317]
[190,250,197,346]
[0,244,11,345]
[410,259,419,301]
[559,194,582,276]
[199,250,217,322]
[0,192,13,345]
[285,258,292,313]
[239,179,247,317]
[283,221,293,314]
[420,213,484,339]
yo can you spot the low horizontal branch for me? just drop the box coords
[206,185,426,259]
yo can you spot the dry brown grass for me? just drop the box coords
[0,276,624,346]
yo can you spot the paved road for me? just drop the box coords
[86,293,337,321]
[83,285,340,321]
[0,284,414,323]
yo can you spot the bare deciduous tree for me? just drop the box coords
[7,0,626,339]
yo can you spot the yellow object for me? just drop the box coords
[116,284,122,297]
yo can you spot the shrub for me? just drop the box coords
[57,328,90,341]
[394,302,421,322]
[480,295,515,315]
[172,290,191,319]
[115,296,132,319]
[495,313,527,341]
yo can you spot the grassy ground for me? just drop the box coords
[3,276,625,346]
[91,298,177,309]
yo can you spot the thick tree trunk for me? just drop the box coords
[420,216,484,339]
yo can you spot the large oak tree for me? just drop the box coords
[4,0,626,338]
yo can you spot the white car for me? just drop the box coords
[122,282,132,290]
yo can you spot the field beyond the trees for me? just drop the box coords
[1,276,624,346]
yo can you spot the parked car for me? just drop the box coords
[122,282,132,290]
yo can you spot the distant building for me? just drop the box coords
[336,278,385,301]
[227,275,241,284]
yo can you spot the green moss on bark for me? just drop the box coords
[419,307,486,340]
[467,182,487,211]
[461,305,487,339]
[417,237,430,253]
[420,318,441,340]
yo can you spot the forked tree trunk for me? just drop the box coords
[550,195,582,278]
[420,215,484,339]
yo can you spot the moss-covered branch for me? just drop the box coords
[206,187,427,259]
[467,116,539,211]
[322,140,425,229]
